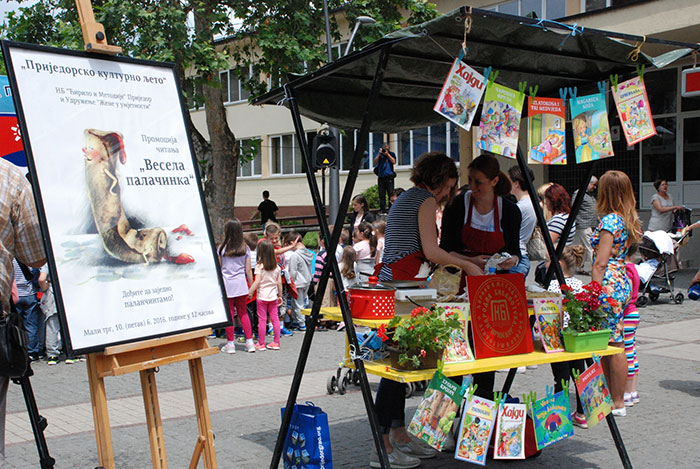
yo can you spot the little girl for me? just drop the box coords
[624,244,641,407]
[374,220,386,264]
[218,218,255,353]
[248,241,283,350]
[338,246,359,290]
[547,245,585,294]
[353,222,374,260]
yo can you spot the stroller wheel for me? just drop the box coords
[636,296,649,307]
[674,292,685,304]
[649,291,660,301]
[326,374,338,394]
[405,382,415,398]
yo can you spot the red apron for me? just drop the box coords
[374,251,429,281]
[459,196,505,290]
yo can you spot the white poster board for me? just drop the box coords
[2,41,230,353]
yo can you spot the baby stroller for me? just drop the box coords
[636,230,689,306]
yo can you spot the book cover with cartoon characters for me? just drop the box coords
[532,392,574,450]
[527,96,567,165]
[533,296,565,353]
[438,303,475,364]
[576,361,613,429]
[493,403,527,460]
[476,82,525,159]
[454,396,497,465]
[434,58,485,131]
[569,92,614,163]
[407,371,463,451]
[612,76,656,146]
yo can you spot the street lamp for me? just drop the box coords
[344,16,376,56]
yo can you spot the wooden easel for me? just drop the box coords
[87,328,219,469]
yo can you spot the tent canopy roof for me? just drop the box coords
[253,6,697,132]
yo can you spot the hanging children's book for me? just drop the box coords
[531,391,574,450]
[575,361,613,429]
[455,395,497,465]
[527,97,567,165]
[612,76,656,146]
[437,303,475,364]
[493,403,527,460]
[477,81,525,159]
[407,370,463,451]
[434,58,485,131]
[533,296,564,353]
[570,92,614,163]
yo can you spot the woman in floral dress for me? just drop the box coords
[591,170,641,416]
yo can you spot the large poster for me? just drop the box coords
[611,76,656,146]
[2,41,230,353]
[527,96,566,165]
[476,82,525,159]
[570,92,614,163]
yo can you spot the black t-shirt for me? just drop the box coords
[258,199,278,224]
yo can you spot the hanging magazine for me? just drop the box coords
[612,76,657,145]
[455,395,497,465]
[493,403,527,460]
[570,92,614,163]
[477,81,525,159]
[533,297,564,353]
[532,391,574,450]
[438,303,475,364]
[434,58,485,131]
[407,371,463,451]
[527,96,567,165]
[576,361,613,429]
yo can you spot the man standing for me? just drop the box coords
[507,165,537,277]
[373,143,396,214]
[252,190,278,230]
[1,158,46,456]
[572,176,598,274]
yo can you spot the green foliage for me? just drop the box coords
[362,184,380,210]
[387,305,462,368]
[561,282,609,333]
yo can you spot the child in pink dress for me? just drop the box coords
[248,241,283,350]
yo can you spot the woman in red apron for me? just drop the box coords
[371,152,481,468]
[440,154,523,400]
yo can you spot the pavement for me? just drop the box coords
[2,269,700,468]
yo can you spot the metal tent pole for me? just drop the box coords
[270,45,394,469]
[543,162,597,286]
[515,145,566,285]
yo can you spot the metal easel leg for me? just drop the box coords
[270,45,394,469]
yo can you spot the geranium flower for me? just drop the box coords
[420,349,427,358]
[377,324,388,342]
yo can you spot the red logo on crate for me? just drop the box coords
[467,274,532,359]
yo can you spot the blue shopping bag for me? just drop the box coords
[281,402,333,469]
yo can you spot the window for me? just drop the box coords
[487,0,566,19]
[220,66,254,103]
[395,123,460,166]
[645,68,677,115]
[642,117,676,183]
[238,138,262,178]
[332,43,348,60]
[269,133,315,175]
[339,131,382,171]
[683,117,700,181]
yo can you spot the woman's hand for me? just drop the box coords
[459,259,484,276]
[592,230,614,284]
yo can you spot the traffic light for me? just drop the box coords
[312,127,337,170]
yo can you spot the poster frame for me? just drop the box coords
[1,40,232,355]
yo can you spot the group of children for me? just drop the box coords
[217,210,390,352]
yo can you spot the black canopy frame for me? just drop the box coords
[255,7,699,468]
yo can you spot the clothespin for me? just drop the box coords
[561,379,569,395]
[523,390,537,411]
[464,383,478,400]
[518,82,527,100]
[610,74,619,93]
[567,86,577,99]
[457,48,465,63]
[493,391,505,408]
[486,69,500,88]
[591,353,602,365]
[559,88,568,101]
[597,81,606,95]
[482,66,492,87]
[436,358,444,373]
[571,368,581,382]
[545,385,554,397]
[636,64,645,80]
[529,85,539,98]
